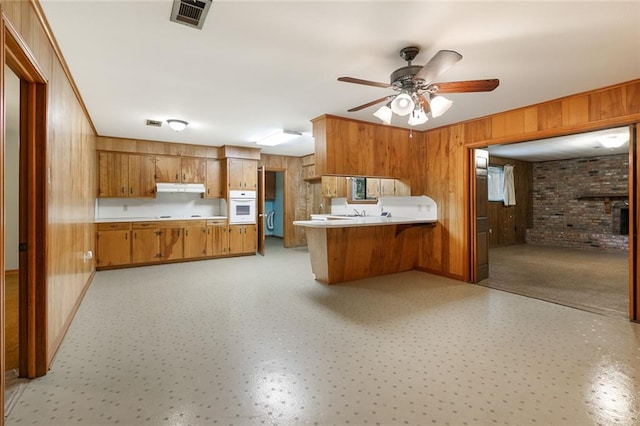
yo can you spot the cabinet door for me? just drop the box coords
[97,152,128,198]
[155,156,181,183]
[128,154,156,197]
[207,225,228,256]
[336,176,348,198]
[227,158,244,190]
[243,224,257,254]
[182,158,206,183]
[131,227,160,264]
[96,230,131,267]
[366,178,381,199]
[159,227,184,260]
[184,226,208,258]
[242,160,258,190]
[205,159,224,198]
[380,179,396,196]
[321,176,337,197]
[228,225,244,254]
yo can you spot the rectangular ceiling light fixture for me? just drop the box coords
[256,130,302,146]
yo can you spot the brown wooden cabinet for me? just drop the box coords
[228,224,256,255]
[159,225,184,261]
[366,178,396,198]
[228,158,257,191]
[156,156,206,183]
[205,159,224,198]
[184,223,208,258]
[128,154,156,197]
[96,223,131,267]
[131,222,160,264]
[265,171,276,200]
[207,220,228,256]
[321,176,348,198]
[97,152,156,198]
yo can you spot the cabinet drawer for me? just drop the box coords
[206,220,227,226]
[97,222,131,231]
[132,221,159,229]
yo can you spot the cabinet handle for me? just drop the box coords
[125,233,128,240]
[183,174,186,181]
[207,188,210,195]
[133,232,137,239]
[130,187,134,195]
[121,186,125,195]
[175,173,179,181]
[185,229,189,236]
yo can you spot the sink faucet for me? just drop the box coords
[353,209,366,217]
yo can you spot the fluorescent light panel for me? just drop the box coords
[256,130,302,146]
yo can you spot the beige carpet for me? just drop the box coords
[479,243,629,318]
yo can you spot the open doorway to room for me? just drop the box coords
[476,127,630,318]
[264,170,285,248]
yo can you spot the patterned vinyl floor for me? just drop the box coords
[6,239,640,425]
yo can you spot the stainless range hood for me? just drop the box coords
[156,183,206,193]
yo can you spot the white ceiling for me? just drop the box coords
[39,1,640,157]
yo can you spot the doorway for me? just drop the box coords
[472,128,632,318]
[264,171,285,246]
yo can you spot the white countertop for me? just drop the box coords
[95,216,227,223]
[293,215,436,228]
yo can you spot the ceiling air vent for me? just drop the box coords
[170,0,212,30]
[146,119,163,128]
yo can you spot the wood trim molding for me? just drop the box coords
[0,8,6,423]
[28,0,97,135]
[2,13,47,83]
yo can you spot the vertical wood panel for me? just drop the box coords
[590,86,625,121]
[563,95,589,126]
[537,101,563,130]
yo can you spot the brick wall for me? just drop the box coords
[526,154,629,253]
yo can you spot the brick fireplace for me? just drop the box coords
[526,154,629,253]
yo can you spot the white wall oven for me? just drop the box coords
[229,190,256,224]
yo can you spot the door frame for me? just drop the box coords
[468,124,639,321]
[257,166,265,255]
[2,12,49,389]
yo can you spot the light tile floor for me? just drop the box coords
[6,239,640,425]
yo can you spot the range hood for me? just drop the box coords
[156,183,206,193]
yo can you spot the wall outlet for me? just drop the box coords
[123,205,128,212]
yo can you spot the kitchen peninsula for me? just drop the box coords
[294,196,437,284]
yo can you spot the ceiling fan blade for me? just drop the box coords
[412,50,463,85]
[338,77,391,89]
[430,79,500,94]
[347,95,395,112]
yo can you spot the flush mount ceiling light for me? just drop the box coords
[256,130,303,146]
[598,133,629,148]
[167,119,189,132]
[338,46,500,127]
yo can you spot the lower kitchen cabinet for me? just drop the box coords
[228,224,256,255]
[160,226,184,261]
[184,223,208,258]
[207,220,228,256]
[131,223,160,264]
[96,223,131,267]
[96,219,252,270]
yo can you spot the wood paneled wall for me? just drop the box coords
[487,156,533,247]
[422,79,640,285]
[259,154,308,247]
[1,0,97,367]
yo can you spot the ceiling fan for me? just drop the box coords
[338,46,499,126]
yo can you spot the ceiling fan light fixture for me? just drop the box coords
[429,95,453,118]
[408,108,428,126]
[373,104,393,125]
[167,119,189,132]
[390,93,415,116]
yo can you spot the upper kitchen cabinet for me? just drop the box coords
[156,156,206,183]
[97,151,155,198]
[228,158,257,191]
[311,115,412,178]
[205,159,224,198]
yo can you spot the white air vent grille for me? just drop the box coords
[170,0,212,30]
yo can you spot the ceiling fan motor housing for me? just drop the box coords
[390,65,423,90]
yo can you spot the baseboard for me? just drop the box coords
[47,270,96,368]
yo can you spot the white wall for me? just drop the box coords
[5,65,20,270]
[96,193,225,219]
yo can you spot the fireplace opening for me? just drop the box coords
[620,207,629,235]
